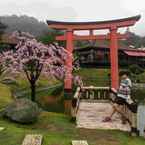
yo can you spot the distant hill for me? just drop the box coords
[0,15,50,37]
[0,15,145,48]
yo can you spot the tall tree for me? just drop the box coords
[3,31,67,101]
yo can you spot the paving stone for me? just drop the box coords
[22,134,43,145]
[72,140,88,145]
[0,127,5,131]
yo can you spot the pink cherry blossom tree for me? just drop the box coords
[2,31,68,102]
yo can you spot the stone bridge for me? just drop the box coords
[71,86,145,137]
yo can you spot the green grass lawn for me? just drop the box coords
[0,71,145,145]
[0,84,12,109]
[0,112,145,145]
[75,68,110,86]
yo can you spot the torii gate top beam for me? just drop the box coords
[47,15,140,30]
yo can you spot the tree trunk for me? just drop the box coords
[31,83,36,102]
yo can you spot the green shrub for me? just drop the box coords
[129,64,144,75]
[131,88,145,103]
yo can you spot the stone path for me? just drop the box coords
[76,101,130,131]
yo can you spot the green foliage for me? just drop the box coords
[8,80,64,113]
[39,30,64,44]
[0,44,13,52]
[132,83,145,103]
[50,83,63,96]
[39,34,55,44]
[1,78,18,86]
[132,88,145,103]
[36,84,64,113]
[129,64,144,75]
[128,64,145,83]
[136,72,145,83]
[0,72,64,113]
[0,83,12,109]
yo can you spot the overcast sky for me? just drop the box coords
[0,0,145,35]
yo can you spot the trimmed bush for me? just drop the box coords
[129,64,144,75]
[131,88,145,103]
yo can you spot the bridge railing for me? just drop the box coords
[80,86,110,100]
[71,86,110,119]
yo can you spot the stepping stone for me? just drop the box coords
[0,127,5,131]
[22,134,43,145]
[72,140,88,145]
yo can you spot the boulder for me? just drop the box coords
[4,98,40,123]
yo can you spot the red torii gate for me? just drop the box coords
[47,15,140,112]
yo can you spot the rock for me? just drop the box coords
[4,98,40,123]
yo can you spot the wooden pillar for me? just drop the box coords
[90,30,93,36]
[89,30,95,46]
[110,27,119,89]
[64,29,73,115]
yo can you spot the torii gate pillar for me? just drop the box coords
[64,30,73,89]
[110,27,119,89]
[64,30,73,114]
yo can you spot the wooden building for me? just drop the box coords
[75,46,145,68]
[0,34,17,52]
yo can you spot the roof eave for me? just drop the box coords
[46,15,141,26]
